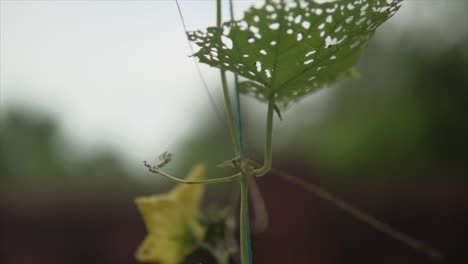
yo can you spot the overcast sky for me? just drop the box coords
[1,0,466,169]
[0,0,258,164]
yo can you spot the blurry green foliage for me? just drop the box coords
[293,27,468,181]
[1,109,65,186]
[0,108,138,193]
[300,94,428,172]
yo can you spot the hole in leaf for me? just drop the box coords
[297,32,303,41]
[223,25,230,35]
[356,17,367,26]
[266,5,274,12]
[380,6,390,13]
[221,35,233,49]
[269,22,280,30]
[361,3,369,11]
[294,15,302,24]
[248,37,255,43]
[239,21,248,30]
[255,61,262,72]
[299,1,308,9]
[250,25,260,34]
[301,21,311,29]
[287,28,293,35]
[304,58,314,65]
[305,50,316,57]
[260,49,267,55]
[326,15,333,23]
[325,36,339,48]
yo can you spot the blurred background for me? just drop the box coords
[1,0,467,264]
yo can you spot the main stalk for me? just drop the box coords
[215,0,248,261]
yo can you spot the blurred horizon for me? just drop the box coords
[1,0,466,172]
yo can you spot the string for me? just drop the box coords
[258,162,445,262]
[176,0,253,261]
[174,0,227,130]
[228,1,253,263]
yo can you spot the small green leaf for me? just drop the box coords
[188,0,402,107]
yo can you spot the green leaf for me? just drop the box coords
[188,0,402,107]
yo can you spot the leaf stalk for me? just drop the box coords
[254,96,274,177]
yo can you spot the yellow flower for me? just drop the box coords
[135,164,207,264]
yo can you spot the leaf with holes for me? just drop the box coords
[188,0,402,108]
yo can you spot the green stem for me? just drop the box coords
[217,0,241,157]
[254,97,274,177]
[147,166,240,184]
[239,172,249,264]
[216,1,254,263]
[221,71,241,156]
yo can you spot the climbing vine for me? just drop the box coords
[136,1,403,264]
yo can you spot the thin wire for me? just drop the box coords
[263,164,445,262]
[175,3,253,262]
[175,0,227,129]
[228,1,253,263]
